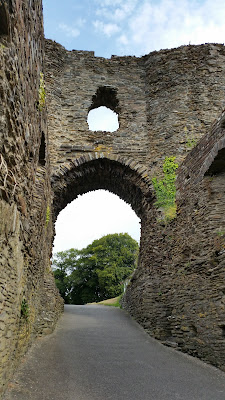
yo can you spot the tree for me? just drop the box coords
[52,248,80,303]
[52,233,139,304]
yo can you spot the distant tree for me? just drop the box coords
[52,248,80,304]
[52,233,139,305]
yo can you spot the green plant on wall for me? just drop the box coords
[38,72,46,111]
[152,156,178,221]
[184,126,197,150]
[46,205,51,227]
[217,230,225,237]
[21,299,29,320]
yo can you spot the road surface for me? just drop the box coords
[4,305,225,400]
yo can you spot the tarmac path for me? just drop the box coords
[3,304,225,400]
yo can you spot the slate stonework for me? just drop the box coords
[1,0,225,397]
[46,41,225,372]
[0,1,63,397]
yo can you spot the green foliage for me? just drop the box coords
[217,230,225,237]
[38,72,46,111]
[21,299,29,320]
[184,126,197,150]
[152,156,178,221]
[46,205,51,227]
[52,234,139,305]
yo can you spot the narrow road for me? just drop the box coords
[4,305,225,400]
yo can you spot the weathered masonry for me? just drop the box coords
[1,0,225,397]
[0,1,63,397]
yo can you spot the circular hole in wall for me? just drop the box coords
[87,106,119,133]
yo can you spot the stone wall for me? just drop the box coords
[45,41,225,182]
[1,0,225,394]
[45,40,225,371]
[123,117,225,369]
[0,1,63,397]
[45,40,149,178]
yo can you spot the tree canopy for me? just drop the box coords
[52,233,139,305]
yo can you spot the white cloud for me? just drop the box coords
[76,18,86,28]
[96,0,123,6]
[93,20,121,37]
[116,0,138,20]
[95,0,138,21]
[118,34,129,46]
[59,23,80,38]
[92,0,225,56]
[117,0,225,55]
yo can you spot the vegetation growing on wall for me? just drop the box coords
[38,72,46,111]
[20,299,29,321]
[52,233,139,304]
[184,126,197,150]
[152,156,178,221]
[46,205,51,227]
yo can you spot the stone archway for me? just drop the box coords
[51,155,154,305]
[51,154,153,222]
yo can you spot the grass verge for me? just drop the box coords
[88,295,122,308]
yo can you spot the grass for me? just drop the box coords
[88,296,122,308]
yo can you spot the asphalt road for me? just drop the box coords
[4,305,225,400]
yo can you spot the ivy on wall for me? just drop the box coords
[152,156,178,221]
[38,72,46,111]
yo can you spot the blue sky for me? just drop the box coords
[43,0,225,252]
[43,0,225,59]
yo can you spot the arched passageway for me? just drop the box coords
[51,155,153,306]
[53,189,140,253]
[51,156,153,222]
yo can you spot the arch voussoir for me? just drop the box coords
[51,154,153,220]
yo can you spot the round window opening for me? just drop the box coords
[87,106,119,133]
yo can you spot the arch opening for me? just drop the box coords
[87,106,119,132]
[52,189,141,305]
[51,157,153,220]
[38,132,46,166]
[51,157,152,304]
[53,189,140,253]
[87,86,120,132]
[89,86,120,113]
[0,3,9,37]
[204,147,225,176]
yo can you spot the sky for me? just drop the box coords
[42,0,225,253]
[43,0,225,59]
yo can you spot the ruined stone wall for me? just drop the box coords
[46,41,225,371]
[123,119,225,370]
[0,1,63,397]
[45,40,149,178]
[1,0,225,392]
[143,44,225,174]
[46,42,225,181]
[177,110,225,189]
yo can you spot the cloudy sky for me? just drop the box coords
[43,0,225,253]
[43,0,225,58]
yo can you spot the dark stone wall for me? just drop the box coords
[123,117,225,369]
[45,40,225,371]
[1,0,225,394]
[45,41,225,182]
[0,1,63,397]
[45,39,149,176]
[143,44,225,171]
